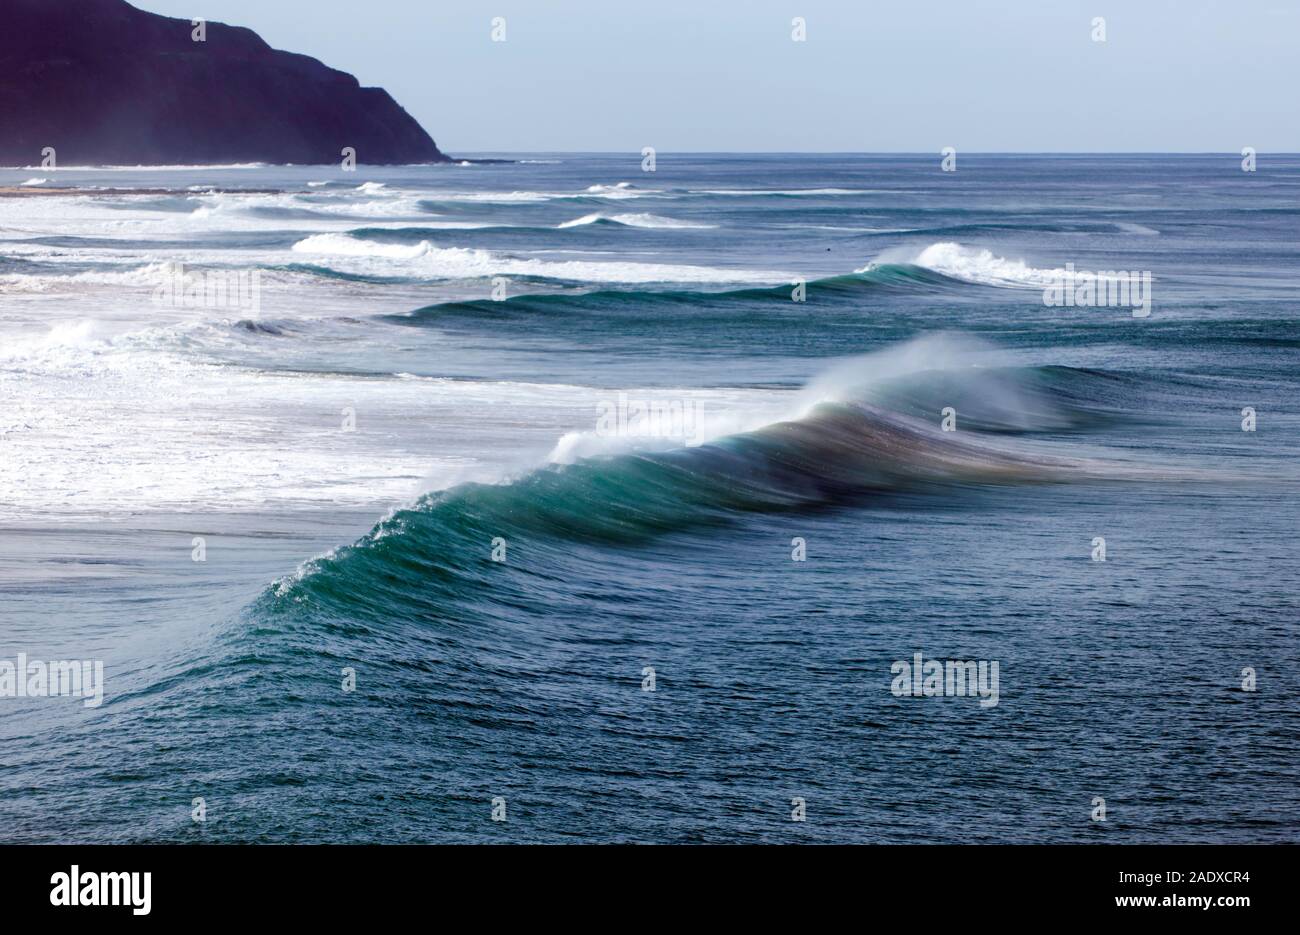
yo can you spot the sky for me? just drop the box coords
[134,0,1299,154]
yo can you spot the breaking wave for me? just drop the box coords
[258,334,1177,620]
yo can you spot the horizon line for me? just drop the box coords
[446,150,1290,156]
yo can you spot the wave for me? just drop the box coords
[345,241,1057,304]
[386,266,964,327]
[289,232,789,284]
[416,183,655,206]
[198,190,428,221]
[860,242,1068,289]
[1114,221,1160,236]
[584,182,639,197]
[0,238,1074,297]
[293,233,429,260]
[556,212,717,230]
[850,221,1161,238]
[689,187,882,196]
[5,163,270,171]
[418,190,557,204]
[0,318,103,360]
[256,335,1179,621]
[0,260,185,291]
[344,212,714,239]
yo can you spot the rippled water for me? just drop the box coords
[2,154,1297,842]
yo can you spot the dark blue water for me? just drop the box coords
[2,154,1297,842]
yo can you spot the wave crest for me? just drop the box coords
[557,212,716,230]
[259,335,1163,618]
[290,232,788,284]
[860,242,1067,288]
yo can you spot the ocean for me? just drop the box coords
[1,153,1297,843]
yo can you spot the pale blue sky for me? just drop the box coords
[136,0,1298,153]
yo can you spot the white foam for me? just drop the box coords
[557,212,716,230]
[0,261,186,292]
[691,187,876,196]
[1115,222,1160,236]
[209,189,428,219]
[293,233,427,260]
[422,190,556,203]
[582,182,646,199]
[0,315,682,519]
[5,163,269,171]
[545,335,1004,466]
[422,184,655,203]
[291,232,788,284]
[861,241,1068,288]
[0,187,431,249]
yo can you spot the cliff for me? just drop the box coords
[0,0,449,166]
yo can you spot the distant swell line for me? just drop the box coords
[383,265,966,324]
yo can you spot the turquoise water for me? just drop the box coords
[1,154,1297,842]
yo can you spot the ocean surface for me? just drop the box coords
[1,154,1297,843]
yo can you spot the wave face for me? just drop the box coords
[288,231,786,283]
[258,335,1155,624]
[260,399,1066,630]
[556,212,717,230]
[859,242,1068,288]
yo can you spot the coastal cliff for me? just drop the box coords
[0,0,448,166]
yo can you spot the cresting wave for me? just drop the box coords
[556,212,717,230]
[0,238,1117,296]
[415,181,655,204]
[258,335,1173,619]
[381,253,995,326]
[688,187,883,196]
[859,242,1071,288]
[4,162,271,171]
[289,232,788,284]
[364,240,1067,299]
